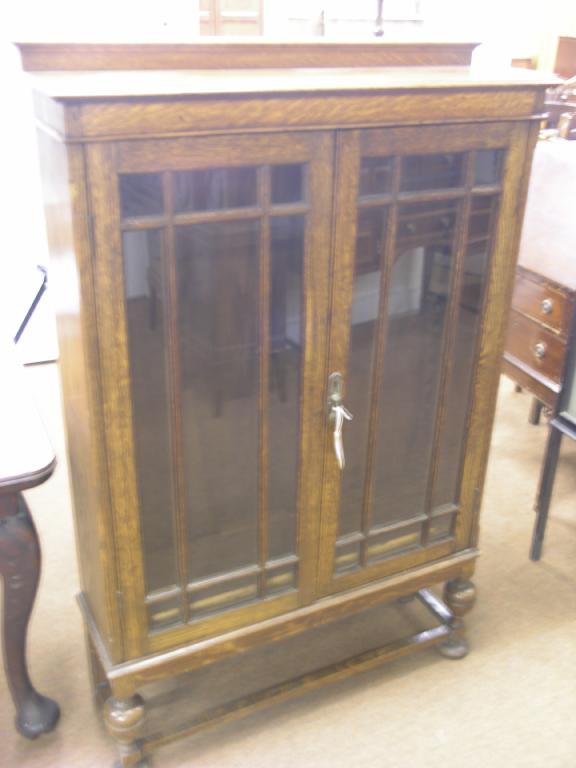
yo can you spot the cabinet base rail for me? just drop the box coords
[100,588,466,767]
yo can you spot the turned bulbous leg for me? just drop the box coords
[104,694,149,767]
[437,577,476,660]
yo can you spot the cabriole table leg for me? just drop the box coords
[0,493,60,738]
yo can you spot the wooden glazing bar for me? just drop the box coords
[357,185,501,212]
[397,187,467,204]
[269,202,310,217]
[257,165,271,598]
[189,584,259,614]
[421,153,476,547]
[265,553,298,571]
[171,207,263,226]
[162,172,190,622]
[429,503,459,519]
[145,586,183,605]
[359,156,402,566]
[335,531,365,547]
[367,514,428,537]
[120,215,168,231]
[357,194,395,208]
[186,564,261,593]
[470,183,502,196]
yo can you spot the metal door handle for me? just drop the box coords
[330,404,353,470]
[327,372,353,470]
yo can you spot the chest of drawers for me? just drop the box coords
[503,140,576,412]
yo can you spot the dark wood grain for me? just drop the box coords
[0,494,60,738]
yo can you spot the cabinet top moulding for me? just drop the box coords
[17,40,482,71]
[15,42,557,142]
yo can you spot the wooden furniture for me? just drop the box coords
[531,331,576,560]
[0,340,59,738]
[18,41,552,766]
[503,139,576,421]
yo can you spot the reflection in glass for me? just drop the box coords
[271,165,305,205]
[123,229,177,593]
[366,522,421,564]
[176,220,260,581]
[370,200,459,527]
[475,149,505,186]
[147,596,182,631]
[335,538,361,573]
[120,174,164,218]
[338,207,388,537]
[359,156,393,198]
[431,195,498,509]
[429,512,455,543]
[265,561,298,596]
[268,216,304,559]
[189,572,259,621]
[401,153,464,192]
[174,167,258,213]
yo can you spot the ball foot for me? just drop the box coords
[437,635,469,660]
[16,691,60,739]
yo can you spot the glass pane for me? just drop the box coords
[147,596,182,631]
[265,562,298,596]
[271,165,305,205]
[475,149,505,186]
[122,229,177,593]
[120,174,163,218]
[400,153,464,192]
[335,538,361,574]
[176,220,260,581]
[366,522,422,564]
[338,207,388,537]
[189,573,259,620]
[370,200,459,527]
[429,512,455,543]
[174,167,258,213]
[268,215,304,559]
[359,156,393,198]
[432,195,498,509]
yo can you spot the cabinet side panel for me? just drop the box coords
[37,130,123,661]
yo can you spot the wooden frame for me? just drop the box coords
[87,131,334,658]
[317,120,534,595]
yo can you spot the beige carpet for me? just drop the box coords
[1,364,575,768]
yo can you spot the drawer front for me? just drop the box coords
[512,272,571,336]
[506,311,566,384]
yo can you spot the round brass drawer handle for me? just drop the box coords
[541,298,554,315]
[534,342,547,360]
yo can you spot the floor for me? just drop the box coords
[1,364,575,768]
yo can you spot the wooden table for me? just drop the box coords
[0,340,60,737]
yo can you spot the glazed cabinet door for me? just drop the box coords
[318,122,532,595]
[87,133,333,656]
